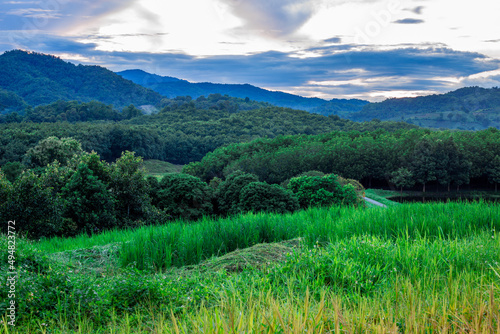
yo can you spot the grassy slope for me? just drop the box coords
[142,159,183,179]
[2,202,500,333]
[364,188,401,207]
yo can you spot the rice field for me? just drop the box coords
[2,201,500,333]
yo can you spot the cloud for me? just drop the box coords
[218,0,319,37]
[393,18,425,24]
[0,0,137,32]
[1,33,500,102]
[484,39,500,43]
[323,37,342,44]
[406,6,424,15]
[7,8,62,19]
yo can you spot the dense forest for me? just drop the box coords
[0,50,163,107]
[185,127,500,192]
[0,101,417,165]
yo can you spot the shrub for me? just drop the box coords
[62,163,116,235]
[216,171,259,215]
[288,174,360,209]
[110,151,151,221]
[156,173,213,221]
[7,170,65,238]
[239,182,299,214]
[26,136,82,167]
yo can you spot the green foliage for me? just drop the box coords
[24,100,123,122]
[288,174,360,209]
[390,167,415,192]
[26,136,83,167]
[110,151,151,221]
[216,171,259,215]
[121,104,143,119]
[350,86,500,130]
[1,161,24,182]
[0,50,163,107]
[239,182,299,214]
[6,169,65,238]
[486,155,500,190]
[62,163,116,235]
[155,173,213,221]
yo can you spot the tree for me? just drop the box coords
[239,182,299,214]
[390,167,415,195]
[486,155,500,192]
[26,136,83,167]
[287,174,360,209]
[155,173,213,221]
[122,104,143,119]
[216,171,259,215]
[62,163,116,235]
[8,170,65,238]
[110,151,151,221]
[0,171,12,225]
[409,138,437,193]
[1,161,24,183]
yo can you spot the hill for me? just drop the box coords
[117,69,369,113]
[0,50,164,108]
[349,86,500,130]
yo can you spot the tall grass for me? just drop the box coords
[120,201,500,271]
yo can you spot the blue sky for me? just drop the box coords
[1,0,500,101]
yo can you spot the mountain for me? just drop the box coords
[116,69,369,113]
[348,87,500,130]
[0,50,163,108]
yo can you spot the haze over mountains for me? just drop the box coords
[0,50,499,130]
[116,69,369,115]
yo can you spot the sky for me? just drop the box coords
[1,0,500,101]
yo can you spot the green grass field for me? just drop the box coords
[141,159,183,179]
[2,202,500,333]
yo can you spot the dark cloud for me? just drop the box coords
[219,0,317,37]
[393,18,425,24]
[1,34,500,101]
[323,37,342,44]
[484,39,500,43]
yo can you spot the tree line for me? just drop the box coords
[184,127,500,192]
[0,137,363,239]
[0,105,417,165]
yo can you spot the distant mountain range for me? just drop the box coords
[0,50,498,130]
[349,87,500,130]
[116,69,369,114]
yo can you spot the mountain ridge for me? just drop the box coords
[116,69,369,114]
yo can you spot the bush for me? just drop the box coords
[288,174,360,209]
[62,163,116,235]
[239,182,299,214]
[216,171,259,215]
[155,173,213,221]
[6,170,65,238]
[26,136,83,167]
[110,151,151,221]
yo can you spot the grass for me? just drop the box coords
[364,189,402,207]
[2,202,500,333]
[141,159,183,179]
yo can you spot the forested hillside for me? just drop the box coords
[185,127,500,191]
[0,50,163,108]
[117,69,369,113]
[0,104,417,165]
[349,87,500,130]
